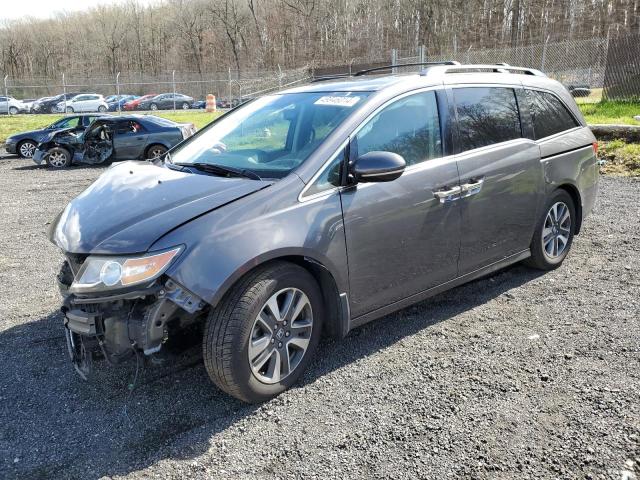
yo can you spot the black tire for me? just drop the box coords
[145,144,168,160]
[17,140,37,158]
[203,261,323,403]
[525,189,576,270]
[45,147,72,169]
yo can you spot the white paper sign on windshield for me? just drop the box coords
[314,96,361,107]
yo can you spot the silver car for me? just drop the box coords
[50,63,598,403]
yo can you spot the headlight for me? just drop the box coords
[5,136,16,143]
[70,247,182,293]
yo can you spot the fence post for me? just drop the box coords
[62,72,66,116]
[541,36,550,72]
[465,46,472,64]
[116,72,121,114]
[419,45,426,68]
[391,49,398,74]
[228,67,232,102]
[172,70,176,111]
[3,75,8,104]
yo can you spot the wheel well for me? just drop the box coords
[557,184,583,234]
[219,256,346,339]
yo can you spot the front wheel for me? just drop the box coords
[203,262,323,403]
[9,106,18,115]
[150,103,158,111]
[525,189,576,270]
[18,140,37,158]
[66,107,74,113]
[46,147,72,169]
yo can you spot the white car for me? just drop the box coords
[57,94,108,113]
[0,96,28,115]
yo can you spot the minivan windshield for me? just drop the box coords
[170,92,369,179]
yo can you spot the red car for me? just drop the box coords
[123,94,156,111]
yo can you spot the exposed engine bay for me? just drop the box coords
[57,258,206,378]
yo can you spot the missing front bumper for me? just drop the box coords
[60,264,206,373]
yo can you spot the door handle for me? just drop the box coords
[460,177,485,198]
[433,185,462,204]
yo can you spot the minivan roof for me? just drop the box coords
[282,63,562,95]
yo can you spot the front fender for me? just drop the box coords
[152,175,348,308]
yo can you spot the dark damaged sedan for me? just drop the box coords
[49,67,598,403]
[33,114,197,168]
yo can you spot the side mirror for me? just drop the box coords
[351,151,406,183]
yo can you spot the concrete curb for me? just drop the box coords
[589,124,640,142]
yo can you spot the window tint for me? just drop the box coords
[453,87,522,152]
[355,91,442,166]
[526,89,579,140]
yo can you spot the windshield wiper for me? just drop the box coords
[175,162,262,181]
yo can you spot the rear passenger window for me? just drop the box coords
[526,89,579,140]
[354,90,442,166]
[453,87,522,152]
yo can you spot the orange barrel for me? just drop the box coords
[206,94,216,112]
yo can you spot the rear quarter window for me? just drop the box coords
[453,87,522,152]
[526,89,580,140]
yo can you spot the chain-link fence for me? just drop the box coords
[2,67,310,113]
[603,33,640,101]
[4,34,640,115]
[394,37,610,88]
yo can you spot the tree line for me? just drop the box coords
[1,0,638,80]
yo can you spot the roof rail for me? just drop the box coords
[422,64,546,77]
[353,61,460,76]
[310,73,352,83]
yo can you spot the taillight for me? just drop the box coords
[592,141,599,155]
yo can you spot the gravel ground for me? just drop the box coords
[0,155,638,480]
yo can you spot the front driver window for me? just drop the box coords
[354,90,442,166]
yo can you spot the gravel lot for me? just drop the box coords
[0,155,638,480]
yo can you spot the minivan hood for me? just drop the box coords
[50,161,271,254]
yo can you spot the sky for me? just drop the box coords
[0,0,157,21]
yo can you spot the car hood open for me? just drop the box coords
[50,161,271,254]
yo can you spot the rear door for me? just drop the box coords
[0,97,7,113]
[112,120,149,159]
[451,86,543,274]
[339,89,461,318]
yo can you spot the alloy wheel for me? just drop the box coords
[19,142,36,158]
[148,147,166,159]
[542,201,571,259]
[248,288,313,384]
[48,151,68,168]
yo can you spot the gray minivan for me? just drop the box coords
[50,63,599,403]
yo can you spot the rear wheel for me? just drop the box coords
[98,105,107,112]
[45,147,72,169]
[525,189,576,270]
[203,262,323,403]
[150,103,158,111]
[145,144,168,160]
[49,105,57,113]
[66,107,74,113]
[18,140,37,158]
[181,102,190,110]
[9,106,18,115]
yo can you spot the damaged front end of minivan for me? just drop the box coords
[57,248,207,378]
